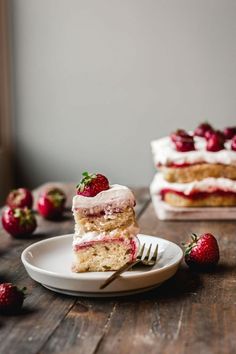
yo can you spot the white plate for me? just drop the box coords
[21,234,183,297]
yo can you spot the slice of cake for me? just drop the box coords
[72,172,139,272]
[150,123,236,208]
[151,128,236,184]
[150,173,236,207]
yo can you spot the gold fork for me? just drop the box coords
[99,243,158,290]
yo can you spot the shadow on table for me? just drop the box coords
[131,265,202,301]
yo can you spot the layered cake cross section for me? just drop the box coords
[72,174,139,272]
[151,136,236,183]
[150,123,236,208]
[151,173,236,207]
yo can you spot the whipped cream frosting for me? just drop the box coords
[150,173,236,195]
[73,223,139,247]
[72,184,135,210]
[151,136,236,166]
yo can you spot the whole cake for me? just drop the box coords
[151,123,236,207]
[72,172,139,272]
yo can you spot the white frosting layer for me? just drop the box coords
[73,223,139,247]
[150,173,236,195]
[72,184,135,210]
[151,136,236,166]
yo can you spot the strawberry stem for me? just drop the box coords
[76,172,97,192]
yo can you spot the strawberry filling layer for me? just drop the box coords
[74,237,138,261]
[158,162,203,168]
[74,206,126,217]
[161,188,236,200]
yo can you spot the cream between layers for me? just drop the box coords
[151,137,236,166]
[73,223,139,247]
[150,173,236,196]
[72,184,135,211]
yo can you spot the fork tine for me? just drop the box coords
[137,243,145,260]
[151,244,158,263]
[143,243,152,262]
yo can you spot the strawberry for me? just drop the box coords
[0,283,26,314]
[184,233,220,270]
[37,187,66,219]
[224,126,236,140]
[2,207,37,237]
[231,136,236,151]
[6,188,33,209]
[206,132,225,151]
[170,129,189,143]
[175,139,195,152]
[194,122,214,137]
[170,130,195,152]
[76,172,110,197]
[205,129,225,143]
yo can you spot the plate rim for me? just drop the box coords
[21,233,183,281]
[42,282,163,297]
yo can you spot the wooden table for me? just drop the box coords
[0,183,236,354]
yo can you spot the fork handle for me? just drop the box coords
[99,260,141,290]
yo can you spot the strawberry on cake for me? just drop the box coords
[151,123,236,208]
[72,172,139,272]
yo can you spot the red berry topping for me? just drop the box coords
[231,136,236,151]
[76,172,110,197]
[204,129,214,140]
[205,129,225,142]
[6,188,33,209]
[37,188,66,219]
[170,129,189,143]
[224,126,236,140]
[171,130,195,152]
[206,132,225,151]
[2,207,37,237]
[194,122,214,137]
[0,283,26,314]
[175,139,195,152]
[184,233,220,270]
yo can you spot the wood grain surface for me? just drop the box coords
[0,184,235,354]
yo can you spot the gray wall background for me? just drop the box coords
[11,0,236,187]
